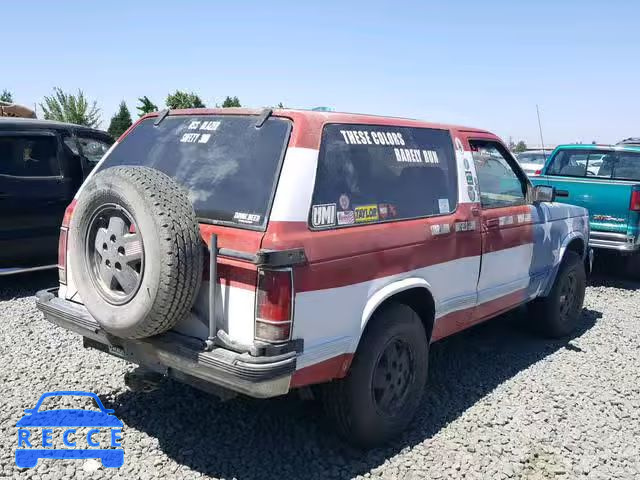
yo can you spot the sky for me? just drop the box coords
[2,1,639,145]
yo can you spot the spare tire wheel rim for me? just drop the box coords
[85,203,145,305]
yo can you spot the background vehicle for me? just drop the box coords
[515,150,549,176]
[532,144,640,272]
[0,118,113,275]
[37,109,589,446]
[617,137,640,147]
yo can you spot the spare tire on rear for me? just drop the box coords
[68,166,203,339]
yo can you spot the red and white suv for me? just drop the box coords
[37,108,590,445]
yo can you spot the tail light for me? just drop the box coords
[58,200,76,284]
[534,169,542,175]
[631,191,640,211]
[255,268,293,342]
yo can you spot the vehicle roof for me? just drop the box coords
[518,150,549,154]
[149,107,492,134]
[0,117,108,134]
[554,143,640,153]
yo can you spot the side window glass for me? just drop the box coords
[547,150,595,177]
[310,124,458,228]
[470,140,525,209]
[0,135,60,177]
[77,137,112,163]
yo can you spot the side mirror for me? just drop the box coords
[532,185,555,203]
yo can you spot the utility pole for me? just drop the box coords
[536,104,546,155]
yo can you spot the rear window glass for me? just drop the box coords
[547,149,640,180]
[97,115,291,229]
[309,124,457,228]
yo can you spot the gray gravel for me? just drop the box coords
[1,266,639,479]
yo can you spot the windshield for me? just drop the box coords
[97,115,291,229]
[516,152,547,166]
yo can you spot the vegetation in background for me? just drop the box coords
[514,140,528,153]
[221,96,241,108]
[166,91,205,109]
[136,96,158,117]
[107,101,133,139]
[40,87,101,127]
[0,90,13,103]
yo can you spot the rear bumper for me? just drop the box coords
[35,289,297,398]
[589,231,640,252]
[0,264,56,276]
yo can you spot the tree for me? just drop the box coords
[221,96,241,108]
[0,89,13,103]
[136,96,158,117]
[508,139,516,151]
[166,90,205,109]
[107,101,132,139]
[40,87,101,127]
[276,102,285,109]
[514,141,527,153]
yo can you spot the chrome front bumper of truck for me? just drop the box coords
[589,231,640,252]
[35,289,298,398]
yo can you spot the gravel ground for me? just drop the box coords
[1,265,639,480]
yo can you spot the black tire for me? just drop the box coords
[68,166,203,339]
[321,303,428,447]
[529,251,586,338]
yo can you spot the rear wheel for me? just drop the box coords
[321,303,428,447]
[529,251,586,338]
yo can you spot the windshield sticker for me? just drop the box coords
[455,220,476,232]
[455,137,465,152]
[338,194,350,210]
[465,171,474,185]
[337,210,355,225]
[312,204,336,228]
[468,186,477,202]
[339,130,405,146]
[499,216,514,226]
[354,205,379,223]
[431,223,450,236]
[187,120,221,131]
[394,148,440,164]
[378,203,397,220]
[233,212,261,224]
[438,198,450,214]
[181,120,221,143]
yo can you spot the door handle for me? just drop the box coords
[555,190,569,198]
[486,218,500,229]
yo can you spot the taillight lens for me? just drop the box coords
[631,191,640,211]
[255,269,293,342]
[534,169,542,175]
[58,201,76,284]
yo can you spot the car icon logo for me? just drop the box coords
[15,391,124,469]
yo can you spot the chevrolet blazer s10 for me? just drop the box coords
[37,108,590,446]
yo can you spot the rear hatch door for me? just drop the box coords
[88,112,292,343]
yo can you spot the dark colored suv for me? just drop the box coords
[0,118,113,274]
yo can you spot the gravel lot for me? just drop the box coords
[1,264,639,480]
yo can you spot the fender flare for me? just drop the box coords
[350,277,434,351]
[543,231,587,296]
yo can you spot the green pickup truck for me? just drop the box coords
[532,144,640,271]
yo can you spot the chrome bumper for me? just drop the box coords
[589,231,640,252]
[35,289,297,398]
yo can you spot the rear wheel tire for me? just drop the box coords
[321,303,429,447]
[529,251,586,338]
